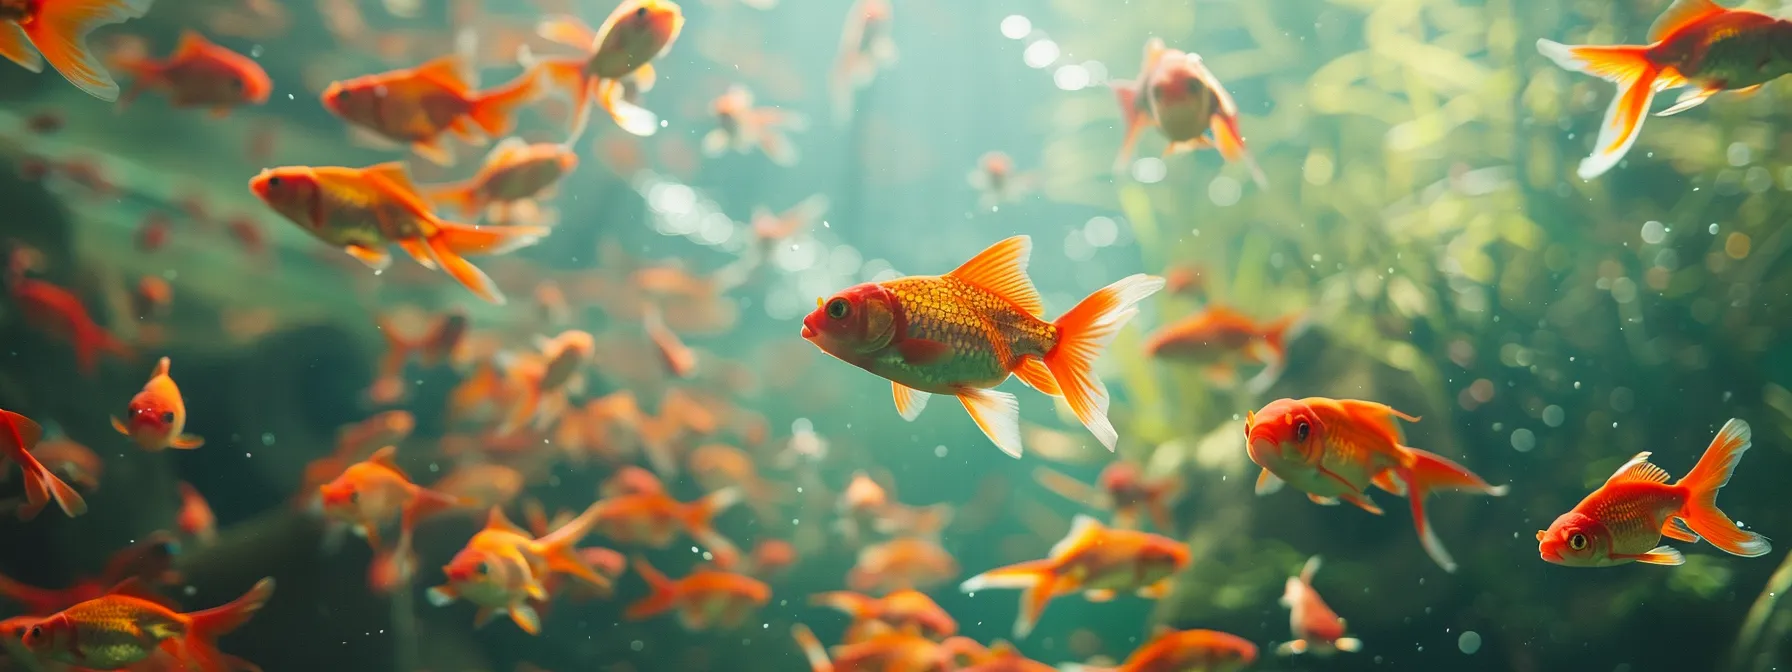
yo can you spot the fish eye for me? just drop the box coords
[1569,533,1587,551]
[1295,420,1310,442]
[825,298,850,320]
[634,5,648,19]
[228,78,244,91]
[160,411,174,423]
[266,176,282,188]
[26,626,39,639]
[348,490,360,504]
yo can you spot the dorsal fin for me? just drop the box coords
[485,506,530,536]
[1049,514,1106,560]
[487,137,529,166]
[362,162,418,193]
[1299,555,1322,584]
[1,410,44,450]
[412,55,470,93]
[367,445,409,479]
[1649,0,1725,42]
[945,236,1045,317]
[1605,452,1671,485]
[173,31,215,60]
[151,356,171,379]
[1151,624,1174,638]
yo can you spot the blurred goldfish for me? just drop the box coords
[966,151,1036,211]
[811,589,957,640]
[7,255,131,375]
[0,0,153,101]
[0,533,180,616]
[742,539,797,579]
[1033,462,1181,532]
[847,537,958,595]
[590,487,741,567]
[836,471,952,543]
[830,0,895,124]
[0,410,86,520]
[644,303,697,379]
[601,465,665,498]
[1276,556,1360,656]
[132,276,173,324]
[136,213,172,252]
[702,84,805,166]
[423,138,579,220]
[531,0,684,139]
[957,641,1057,672]
[1138,46,1265,187]
[687,443,784,524]
[110,31,271,116]
[23,430,102,493]
[495,329,595,435]
[534,281,572,327]
[429,506,609,634]
[318,446,466,550]
[111,357,203,451]
[1060,627,1257,672]
[19,577,274,671]
[176,482,217,546]
[624,556,768,630]
[790,622,956,672]
[750,194,830,245]
[431,463,526,511]
[321,56,543,166]
[1145,307,1304,394]
[804,236,1163,457]
[959,515,1186,638]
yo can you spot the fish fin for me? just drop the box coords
[111,415,130,435]
[1110,80,1145,172]
[681,488,743,568]
[396,238,439,270]
[170,434,204,450]
[809,591,875,619]
[342,244,392,271]
[21,0,152,101]
[1396,447,1508,573]
[508,602,541,634]
[959,558,1056,591]
[1046,273,1166,451]
[171,30,215,59]
[361,161,418,194]
[472,606,497,628]
[1012,570,1058,639]
[425,584,459,606]
[400,485,465,538]
[412,55,470,93]
[759,128,799,166]
[1013,357,1062,396]
[425,228,506,304]
[1335,637,1363,652]
[1308,494,1340,506]
[600,78,660,137]
[1339,491,1384,516]
[701,128,730,156]
[1135,579,1171,599]
[892,381,930,421]
[1662,516,1701,543]
[1299,555,1323,585]
[367,445,404,473]
[523,579,548,601]
[186,577,276,646]
[482,506,530,536]
[537,15,599,49]
[1083,588,1116,602]
[1051,514,1107,559]
[791,624,832,672]
[1210,113,1268,188]
[1277,639,1310,656]
[1656,85,1719,116]
[433,221,547,256]
[527,56,593,141]
[894,338,951,366]
[945,236,1044,317]
[1674,419,1771,557]
[1256,468,1285,495]
[1621,545,1686,566]
[624,555,680,619]
[1605,452,1671,485]
[1649,0,1725,42]
[1033,466,1098,505]
[536,501,610,590]
[956,387,1023,458]
[410,137,455,167]
[2,410,82,519]
[0,23,44,73]
[1534,40,1659,179]
[1372,469,1408,496]
[469,67,543,138]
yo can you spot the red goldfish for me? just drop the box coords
[111,357,204,451]
[1538,418,1770,567]
[790,622,959,672]
[959,515,1186,638]
[532,0,685,139]
[645,303,697,379]
[1061,627,1257,672]
[25,430,102,493]
[428,506,609,634]
[0,0,152,100]
[811,589,957,639]
[1538,0,1792,179]
[317,445,464,550]
[1276,556,1359,656]
[423,138,579,219]
[588,488,741,567]
[249,161,547,304]
[1244,397,1508,573]
[687,443,784,524]
[624,556,769,630]
[1033,462,1181,532]
[803,236,1164,457]
[7,260,131,375]
[112,31,271,115]
[847,536,959,595]
[1144,306,1304,394]
[176,482,217,546]
[966,151,1036,211]
[1140,45,1265,187]
[750,194,830,244]
[702,84,805,166]
[20,578,273,671]
[132,276,172,324]
[321,56,543,165]
[0,409,86,519]
[830,0,895,124]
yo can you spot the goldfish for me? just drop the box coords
[0,533,180,616]
[1244,397,1509,572]
[423,138,580,219]
[687,443,784,524]
[803,236,1164,457]
[534,281,572,327]
[1060,627,1257,672]
[829,0,895,124]
[1144,307,1304,394]
[111,31,271,115]
[131,276,172,324]
[1537,0,1792,179]
[317,445,465,550]
[20,577,274,671]
[624,556,769,630]
[847,536,959,595]
[249,161,548,304]
[7,258,131,375]
[430,463,526,511]
[531,0,685,139]
[1137,45,1266,187]
[811,589,957,640]
[959,515,1187,638]
[176,482,217,546]
[111,357,203,451]
[0,0,152,100]
[644,303,698,380]
[742,539,797,579]
[790,622,957,672]
[321,56,543,165]
[835,471,952,543]
[589,487,742,567]
[497,329,595,435]
[750,194,830,246]
[1538,418,1770,567]
[956,641,1058,672]
[428,506,609,634]
[296,410,417,510]
[0,409,85,519]
[966,151,1036,211]
[24,430,102,493]
[1276,556,1360,656]
[601,465,666,498]
[701,84,806,166]
[1033,462,1181,532]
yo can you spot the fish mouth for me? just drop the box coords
[800,312,821,340]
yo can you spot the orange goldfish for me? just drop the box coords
[966,151,1036,211]
[0,409,85,520]
[1138,45,1265,187]
[1538,0,1792,179]
[20,578,273,671]
[790,622,956,672]
[112,31,272,115]
[249,161,547,304]
[955,641,1058,672]
[829,0,895,124]
[7,259,131,375]
[0,0,152,100]
[531,0,684,139]
[701,84,805,166]
[428,506,609,634]
[1276,556,1360,656]
[176,482,217,546]
[132,276,172,324]
[296,411,416,510]
[497,329,595,435]
[624,556,769,630]
[423,138,579,220]
[687,443,784,523]
[959,515,1186,638]
[589,488,741,567]
[1144,306,1304,394]
[111,357,203,451]
[321,56,543,165]
[430,463,525,511]
[811,589,957,639]
[743,539,797,579]
[317,445,464,550]
[1244,397,1509,572]
[847,536,959,595]
[644,303,698,379]
[836,471,952,543]
[1538,418,1770,567]
[0,533,181,617]
[1061,627,1257,672]
[750,194,830,245]
[1033,462,1181,532]
[803,236,1164,457]
[602,465,665,498]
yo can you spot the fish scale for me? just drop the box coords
[1586,486,1682,555]
[56,597,183,667]
[878,276,1055,392]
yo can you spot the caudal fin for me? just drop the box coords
[1675,419,1771,557]
[790,624,835,672]
[22,0,153,101]
[679,488,742,568]
[422,179,484,220]
[1110,80,1145,172]
[1397,448,1508,573]
[1045,274,1166,451]
[468,66,544,139]
[186,577,276,647]
[1,410,85,520]
[1535,40,1661,179]
[623,555,678,620]
[959,558,1060,639]
[400,485,467,540]
[535,500,612,591]
[1210,113,1268,189]
[423,223,547,305]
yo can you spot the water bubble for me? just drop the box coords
[1640,220,1666,244]
[1458,631,1482,654]
[1083,217,1118,247]
[1543,405,1565,427]
[934,445,948,457]
[1511,428,1536,452]
[830,245,863,276]
[630,641,644,652]
[1023,40,1060,69]
[261,433,275,446]
[1609,277,1637,304]
[791,418,814,434]
[1208,176,1242,207]
[999,15,1032,39]
[1053,65,1089,91]
[1727,142,1751,167]
[1131,157,1166,183]
[1080,60,1108,83]
[1064,230,1095,262]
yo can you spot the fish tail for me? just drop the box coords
[598,77,659,138]
[1045,274,1167,451]
[524,55,593,141]
[373,314,415,380]
[535,500,611,591]
[679,487,742,568]
[21,0,152,101]
[422,222,545,305]
[1396,448,1509,573]
[0,23,44,73]
[1675,419,1771,557]
[809,591,876,619]
[959,558,1060,638]
[468,66,544,138]
[623,555,680,620]
[1534,40,1658,179]
[421,178,484,219]
[184,577,275,648]
[1,409,83,519]
[790,624,835,672]
[73,323,131,376]
[1211,112,1268,188]
[400,485,466,539]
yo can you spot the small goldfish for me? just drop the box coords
[20,577,274,671]
[750,194,830,245]
[7,261,131,375]
[1143,307,1304,394]
[624,556,769,630]
[835,471,952,543]
[249,161,547,304]
[317,445,465,550]
[428,506,609,634]
[1276,556,1359,656]
[702,84,805,166]
[643,302,698,381]
[790,622,957,672]
[589,488,742,567]
[1538,418,1770,567]
[111,357,203,451]
[534,281,572,327]
[321,56,543,165]
[497,329,595,435]
[687,443,784,524]
[1033,462,1181,532]
[132,276,173,323]
[176,482,217,546]
[830,0,896,124]
[743,539,797,579]
[811,589,957,639]
[966,151,1036,211]
[0,410,85,519]
[532,0,685,139]
[601,465,666,498]
[804,236,1164,457]
[112,31,271,115]
[959,515,1186,638]
[1244,397,1509,572]
[957,641,1058,672]
[1538,0,1792,179]
[430,463,525,511]
[0,0,153,100]
[847,536,959,596]
[424,138,579,219]
[1138,45,1265,187]
[1061,627,1257,672]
